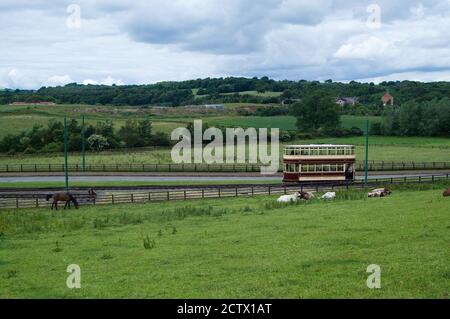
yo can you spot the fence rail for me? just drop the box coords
[1,173,448,209]
[0,161,450,173]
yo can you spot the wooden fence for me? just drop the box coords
[0,161,450,173]
[0,173,448,209]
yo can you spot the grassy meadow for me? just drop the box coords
[0,103,377,138]
[0,185,448,298]
[0,103,449,165]
[1,135,449,165]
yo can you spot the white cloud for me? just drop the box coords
[334,36,396,60]
[46,75,73,86]
[0,0,449,88]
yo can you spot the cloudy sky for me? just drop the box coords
[1,0,449,89]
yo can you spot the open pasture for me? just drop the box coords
[0,186,448,298]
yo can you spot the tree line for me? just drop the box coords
[372,98,450,136]
[292,92,450,137]
[0,118,170,154]
[1,77,449,110]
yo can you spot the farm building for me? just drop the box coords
[381,92,394,106]
[335,97,358,106]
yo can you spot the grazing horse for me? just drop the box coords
[443,188,450,197]
[46,192,79,210]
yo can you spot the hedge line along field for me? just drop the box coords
[0,186,448,298]
[1,136,450,165]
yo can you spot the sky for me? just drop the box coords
[0,0,449,89]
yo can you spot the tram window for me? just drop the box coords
[311,148,318,155]
[323,165,330,172]
[329,147,337,155]
[319,148,327,155]
[338,164,344,171]
[301,148,309,155]
[345,147,351,155]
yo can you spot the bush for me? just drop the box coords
[22,146,36,154]
[370,122,382,135]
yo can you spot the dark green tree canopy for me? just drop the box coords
[292,91,340,133]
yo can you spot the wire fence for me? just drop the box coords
[0,161,450,173]
[1,173,448,209]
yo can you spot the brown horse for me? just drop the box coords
[443,188,450,197]
[46,192,79,210]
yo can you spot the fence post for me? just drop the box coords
[268,186,271,195]
[111,194,114,204]
[36,198,39,208]
[235,187,238,197]
[218,188,221,198]
[184,190,186,200]
[16,198,19,209]
[251,186,254,196]
[131,194,134,203]
[148,192,151,201]
[167,191,169,201]
[35,164,37,172]
[20,164,23,172]
[202,189,204,198]
[284,186,287,194]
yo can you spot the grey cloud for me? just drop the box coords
[1,0,450,88]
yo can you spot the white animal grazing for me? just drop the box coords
[321,192,336,200]
[368,188,392,198]
[277,192,300,203]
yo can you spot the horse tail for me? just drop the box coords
[70,194,79,208]
[46,194,53,201]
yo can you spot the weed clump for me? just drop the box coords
[143,235,156,250]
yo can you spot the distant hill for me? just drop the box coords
[1,77,449,107]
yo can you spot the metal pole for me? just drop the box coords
[81,115,86,171]
[364,119,369,187]
[64,116,69,191]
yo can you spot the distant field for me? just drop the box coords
[223,90,283,97]
[193,90,282,99]
[1,104,448,164]
[203,115,381,131]
[0,103,378,137]
[0,187,448,298]
[0,135,449,165]
[0,104,184,138]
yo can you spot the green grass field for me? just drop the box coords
[1,135,449,165]
[1,104,449,164]
[0,185,448,298]
[0,103,377,138]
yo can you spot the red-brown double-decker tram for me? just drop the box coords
[283,144,355,182]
